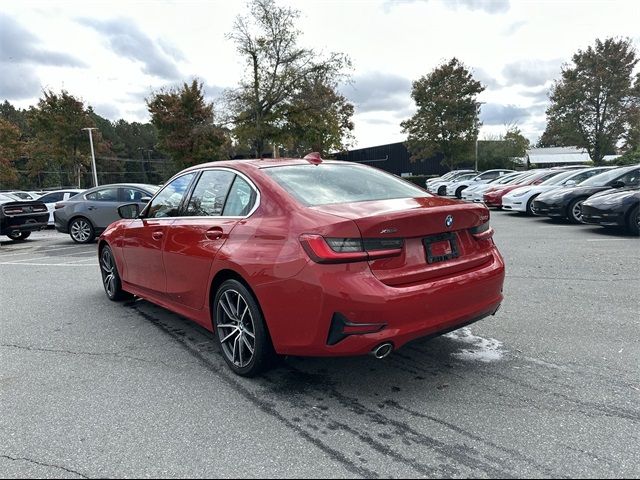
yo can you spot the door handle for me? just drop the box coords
[88,206,97,210]
[205,227,224,240]
[152,231,164,241]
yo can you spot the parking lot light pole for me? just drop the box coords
[82,127,99,187]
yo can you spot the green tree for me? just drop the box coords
[545,38,639,164]
[0,119,21,188]
[27,90,102,188]
[477,126,530,170]
[279,75,354,157]
[148,80,230,171]
[401,58,485,169]
[537,116,582,147]
[227,0,350,157]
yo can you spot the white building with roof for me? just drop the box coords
[526,146,592,166]
[525,147,622,166]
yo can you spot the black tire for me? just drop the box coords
[7,231,31,242]
[69,217,95,244]
[567,197,587,224]
[525,194,539,216]
[99,245,133,301]
[455,186,466,199]
[213,279,275,377]
[627,205,639,236]
[437,186,446,196]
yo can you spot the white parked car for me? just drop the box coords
[430,173,477,196]
[468,172,538,202]
[426,170,476,194]
[445,169,514,198]
[461,172,523,201]
[502,167,614,214]
[1,190,40,201]
[36,189,85,225]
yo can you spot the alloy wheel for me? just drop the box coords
[71,219,92,243]
[571,201,584,222]
[100,248,117,297]
[216,289,256,368]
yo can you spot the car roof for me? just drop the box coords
[82,183,158,192]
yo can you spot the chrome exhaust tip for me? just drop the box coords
[371,342,393,359]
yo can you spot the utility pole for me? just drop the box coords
[82,127,99,187]
[475,138,478,172]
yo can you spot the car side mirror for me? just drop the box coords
[565,180,576,186]
[610,180,625,189]
[118,203,140,219]
[141,197,152,203]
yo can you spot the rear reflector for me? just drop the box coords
[300,234,403,264]
[327,313,385,345]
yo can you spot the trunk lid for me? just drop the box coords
[311,197,494,286]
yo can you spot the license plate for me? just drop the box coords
[423,233,459,264]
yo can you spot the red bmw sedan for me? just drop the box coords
[99,155,505,376]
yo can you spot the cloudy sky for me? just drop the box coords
[1,0,639,149]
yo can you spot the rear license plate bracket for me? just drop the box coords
[423,232,459,264]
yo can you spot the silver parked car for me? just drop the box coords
[53,183,159,243]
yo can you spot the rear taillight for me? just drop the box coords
[3,207,23,215]
[300,234,403,264]
[470,220,494,240]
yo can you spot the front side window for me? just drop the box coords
[121,188,149,202]
[223,176,257,216]
[186,170,235,216]
[146,173,196,218]
[264,164,428,207]
[86,188,118,202]
[615,169,640,187]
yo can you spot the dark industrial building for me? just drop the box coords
[333,142,452,177]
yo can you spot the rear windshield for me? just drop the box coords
[264,164,429,206]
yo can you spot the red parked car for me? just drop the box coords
[483,170,562,208]
[99,155,506,376]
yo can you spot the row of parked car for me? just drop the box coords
[426,165,640,234]
[0,184,157,242]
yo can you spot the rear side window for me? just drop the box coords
[186,170,235,216]
[264,164,428,207]
[223,176,257,216]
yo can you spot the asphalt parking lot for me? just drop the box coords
[1,213,639,479]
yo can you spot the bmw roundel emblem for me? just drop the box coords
[445,215,454,228]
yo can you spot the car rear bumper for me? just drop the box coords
[256,248,505,357]
[1,214,49,235]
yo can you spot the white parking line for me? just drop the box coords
[0,262,96,267]
[586,238,633,242]
[0,245,93,257]
[0,252,96,264]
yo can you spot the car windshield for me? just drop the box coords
[264,163,429,206]
[579,168,630,187]
[496,173,521,184]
